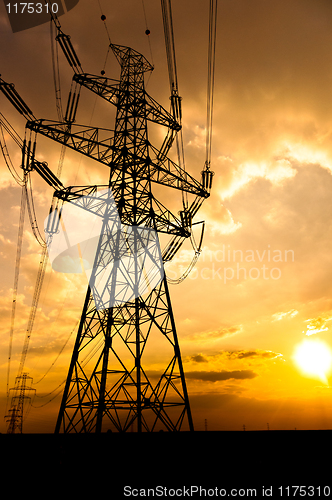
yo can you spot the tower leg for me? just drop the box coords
[55,276,193,433]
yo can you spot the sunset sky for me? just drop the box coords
[1,0,332,433]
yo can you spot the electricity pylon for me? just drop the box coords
[5,373,35,434]
[49,44,210,433]
[1,31,212,432]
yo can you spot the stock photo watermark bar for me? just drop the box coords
[3,0,79,32]
[167,245,295,283]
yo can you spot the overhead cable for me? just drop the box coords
[141,0,154,67]
[160,0,187,208]
[0,119,24,186]
[34,320,79,385]
[205,0,218,168]
[6,180,27,400]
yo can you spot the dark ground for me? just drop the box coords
[1,431,330,497]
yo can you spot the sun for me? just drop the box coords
[293,339,332,384]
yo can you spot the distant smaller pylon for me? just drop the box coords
[5,373,35,434]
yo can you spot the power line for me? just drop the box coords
[205,0,218,168]
[96,0,112,45]
[0,116,24,185]
[33,320,79,385]
[6,180,27,402]
[32,381,65,408]
[160,0,187,210]
[141,0,154,66]
[17,245,49,380]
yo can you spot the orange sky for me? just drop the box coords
[2,0,332,433]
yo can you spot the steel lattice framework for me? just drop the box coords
[1,31,213,432]
[39,44,210,433]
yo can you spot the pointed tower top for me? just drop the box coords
[110,44,154,73]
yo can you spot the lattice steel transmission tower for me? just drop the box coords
[47,42,212,433]
[1,8,215,433]
[5,373,35,434]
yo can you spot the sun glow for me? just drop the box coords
[293,340,332,384]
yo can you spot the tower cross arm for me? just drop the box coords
[52,185,190,238]
[26,119,116,164]
[26,120,208,197]
[73,73,120,105]
[148,143,208,198]
[73,73,180,131]
[144,92,181,131]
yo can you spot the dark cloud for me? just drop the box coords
[187,350,282,363]
[185,370,257,382]
[146,369,257,382]
[189,354,208,363]
[226,350,282,360]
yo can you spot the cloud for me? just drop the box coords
[272,309,298,322]
[189,354,207,363]
[189,325,243,342]
[217,157,297,201]
[27,334,75,357]
[303,314,332,336]
[199,201,242,236]
[283,143,332,174]
[184,370,257,382]
[186,350,283,367]
[225,350,283,361]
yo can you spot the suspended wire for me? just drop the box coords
[31,380,65,408]
[167,251,201,285]
[4,178,49,427]
[33,319,79,385]
[50,20,67,177]
[17,245,49,380]
[80,335,105,367]
[190,221,205,253]
[160,0,188,209]
[167,222,205,285]
[50,20,63,122]
[0,118,50,247]
[205,0,218,168]
[35,380,66,398]
[22,393,35,421]
[8,0,98,397]
[167,0,218,284]
[46,0,83,74]
[141,0,154,67]
[5,3,81,430]
[0,121,45,418]
[6,179,27,404]
[161,0,178,93]
[101,15,112,45]
[56,144,66,180]
[33,331,104,407]
[9,12,71,387]
[25,172,47,247]
[0,118,24,186]
[0,113,22,148]
[15,13,70,384]
[94,0,113,76]
[96,0,112,44]
[101,45,111,75]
